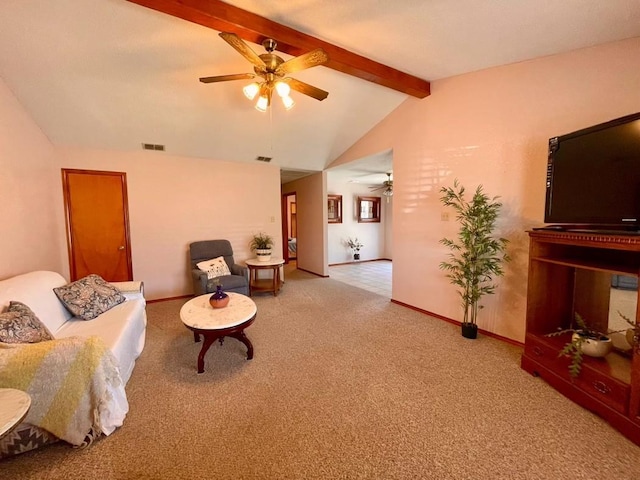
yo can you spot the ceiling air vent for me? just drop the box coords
[255,156,272,162]
[142,143,165,151]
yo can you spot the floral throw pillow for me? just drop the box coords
[196,256,231,280]
[53,274,126,320]
[0,301,54,344]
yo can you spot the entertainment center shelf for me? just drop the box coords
[531,256,639,276]
[522,230,640,445]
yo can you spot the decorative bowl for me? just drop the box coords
[573,332,612,357]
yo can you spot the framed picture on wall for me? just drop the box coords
[328,195,342,223]
[357,196,381,223]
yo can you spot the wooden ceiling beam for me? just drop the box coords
[126,0,431,98]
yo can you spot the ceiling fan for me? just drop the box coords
[199,32,329,111]
[370,172,393,201]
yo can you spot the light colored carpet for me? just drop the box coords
[2,268,639,479]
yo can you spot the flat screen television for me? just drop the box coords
[544,112,640,231]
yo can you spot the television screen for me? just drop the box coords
[545,112,640,228]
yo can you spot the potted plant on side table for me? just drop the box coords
[439,179,510,339]
[250,232,274,262]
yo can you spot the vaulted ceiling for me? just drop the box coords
[1,1,639,178]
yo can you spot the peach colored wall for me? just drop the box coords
[53,146,282,300]
[0,79,64,279]
[331,37,640,342]
[326,176,388,264]
[282,172,328,276]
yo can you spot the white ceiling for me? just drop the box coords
[1,1,639,178]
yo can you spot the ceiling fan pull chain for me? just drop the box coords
[269,104,273,155]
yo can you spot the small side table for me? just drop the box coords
[245,258,285,296]
[0,388,31,440]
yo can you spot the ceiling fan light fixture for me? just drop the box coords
[275,81,291,98]
[203,33,329,112]
[255,95,269,112]
[243,82,260,100]
[282,95,295,110]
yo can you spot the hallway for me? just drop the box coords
[328,260,392,298]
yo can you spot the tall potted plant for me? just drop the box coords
[439,180,510,339]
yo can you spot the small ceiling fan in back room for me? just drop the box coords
[370,172,393,202]
[199,32,329,112]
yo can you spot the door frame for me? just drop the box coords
[281,192,296,263]
[61,168,133,281]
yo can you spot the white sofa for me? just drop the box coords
[0,270,147,455]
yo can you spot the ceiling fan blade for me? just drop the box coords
[284,78,329,101]
[276,48,328,75]
[219,32,266,70]
[199,73,256,84]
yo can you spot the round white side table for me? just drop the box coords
[0,388,31,440]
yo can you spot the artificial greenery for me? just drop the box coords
[439,179,510,327]
[547,313,602,378]
[548,311,639,378]
[623,311,640,347]
[346,237,363,253]
[249,232,274,251]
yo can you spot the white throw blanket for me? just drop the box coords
[0,336,127,446]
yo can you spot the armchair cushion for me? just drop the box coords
[207,274,248,293]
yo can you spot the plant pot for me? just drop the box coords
[353,253,360,260]
[572,331,612,357]
[209,285,229,308]
[626,328,637,348]
[461,322,478,339]
[256,248,272,262]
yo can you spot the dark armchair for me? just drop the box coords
[189,240,249,296]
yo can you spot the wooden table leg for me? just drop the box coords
[190,318,255,373]
[196,333,217,374]
[272,265,277,296]
[229,330,254,359]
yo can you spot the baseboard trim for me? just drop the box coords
[329,258,392,266]
[390,299,524,348]
[147,294,192,304]
[297,267,329,278]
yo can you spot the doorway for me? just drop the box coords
[61,169,133,281]
[282,192,297,263]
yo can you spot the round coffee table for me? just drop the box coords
[0,388,31,440]
[180,292,257,373]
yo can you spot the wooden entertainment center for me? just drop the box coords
[521,230,640,445]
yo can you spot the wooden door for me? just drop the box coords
[62,169,133,281]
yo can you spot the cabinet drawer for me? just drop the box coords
[524,334,570,371]
[573,365,629,415]
[524,334,630,415]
